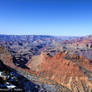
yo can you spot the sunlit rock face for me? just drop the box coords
[27,51,92,92]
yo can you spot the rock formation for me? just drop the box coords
[0,46,14,67]
[27,51,92,92]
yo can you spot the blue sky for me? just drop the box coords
[0,0,92,36]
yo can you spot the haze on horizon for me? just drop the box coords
[0,0,92,36]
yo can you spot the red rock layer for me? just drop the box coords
[27,52,92,91]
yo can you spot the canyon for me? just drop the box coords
[0,35,92,92]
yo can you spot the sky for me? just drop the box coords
[0,0,92,36]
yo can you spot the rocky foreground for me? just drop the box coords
[27,51,92,92]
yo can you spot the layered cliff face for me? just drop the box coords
[73,36,92,61]
[62,35,92,61]
[27,52,92,92]
[70,35,92,49]
[0,46,14,67]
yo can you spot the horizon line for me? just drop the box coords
[0,33,91,37]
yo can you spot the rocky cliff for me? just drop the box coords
[0,46,14,67]
[27,51,92,92]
